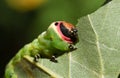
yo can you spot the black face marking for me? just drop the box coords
[55,22,58,26]
[60,23,79,44]
[60,23,70,37]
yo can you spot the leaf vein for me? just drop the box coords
[88,15,105,78]
[101,43,118,52]
[68,53,72,78]
[71,59,100,77]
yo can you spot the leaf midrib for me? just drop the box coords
[88,15,105,78]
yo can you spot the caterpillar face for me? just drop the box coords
[51,21,79,44]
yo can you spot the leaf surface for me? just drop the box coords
[15,0,120,78]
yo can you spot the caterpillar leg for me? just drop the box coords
[69,44,77,51]
[34,54,58,63]
[34,54,40,62]
[50,55,58,63]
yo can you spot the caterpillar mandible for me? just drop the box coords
[5,21,79,78]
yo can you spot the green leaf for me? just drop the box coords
[13,0,120,78]
[76,0,120,77]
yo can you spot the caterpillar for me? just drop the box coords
[5,21,79,78]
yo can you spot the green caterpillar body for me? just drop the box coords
[5,21,79,78]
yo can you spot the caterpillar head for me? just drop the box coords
[48,21,79,51]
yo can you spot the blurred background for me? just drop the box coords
[0,0,111,77]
